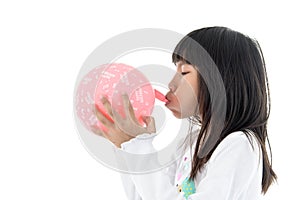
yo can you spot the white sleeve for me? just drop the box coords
[119,133,156,200]
[119,133,186,200]
[188,132,262,200]
[120,173,142,200]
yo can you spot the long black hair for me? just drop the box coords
[172,26,277,194]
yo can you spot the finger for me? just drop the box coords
[143,116,156,133]
[122,94,139,124]
[101,129,111,140]
[90,124,112,141]
[112,106,139,137]
[112,108,124,126]
[101,96,114,120]
[93,105,114,127]
[90,125,104,137]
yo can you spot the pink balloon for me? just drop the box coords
[75,63,156,132]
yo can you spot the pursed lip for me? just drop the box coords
[165,92,173,106]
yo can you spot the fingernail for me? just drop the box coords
[100,95,108,103]
[121,93,129,101]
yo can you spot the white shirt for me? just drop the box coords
[119,131,263,200]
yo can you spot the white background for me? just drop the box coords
[1,0,299,199]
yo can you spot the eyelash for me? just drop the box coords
[181,72,189,75]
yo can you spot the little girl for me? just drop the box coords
[94,26,277,199]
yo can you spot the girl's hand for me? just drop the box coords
[91,94,156,148]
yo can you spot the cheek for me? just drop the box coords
[175,80,198,117]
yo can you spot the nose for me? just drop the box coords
[168,79,177,92]
[168,72,181,92]
[168,84,175,92]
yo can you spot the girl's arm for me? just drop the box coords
[118,133,158,200]
[120,158,179,200]
[120,173,142,200]
[118,133,188,200]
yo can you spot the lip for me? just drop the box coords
[165,92,173,102]
[164,96,171,106]
[164,95,172,107]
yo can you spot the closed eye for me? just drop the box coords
[181,72,190,75]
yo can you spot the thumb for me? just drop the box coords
[142,116,156,133]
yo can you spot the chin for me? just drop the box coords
[171,110,184,119]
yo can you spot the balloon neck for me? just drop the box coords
[154,89,168,103]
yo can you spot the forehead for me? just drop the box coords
[175,61,195,69]
[175,60,184,66]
